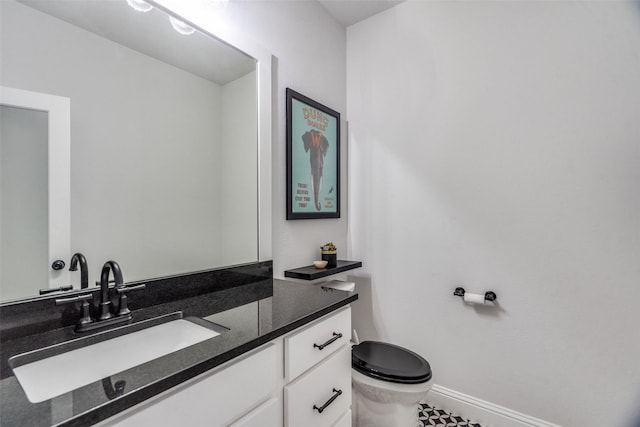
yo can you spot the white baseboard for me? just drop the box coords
[424,385,564,427]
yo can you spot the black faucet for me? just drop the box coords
[69,252,89,289]
[98,260,123,321]
[55,260,144,332]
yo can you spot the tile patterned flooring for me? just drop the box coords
[418,403,486,427]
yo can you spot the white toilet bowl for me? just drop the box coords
[351,341,432,427]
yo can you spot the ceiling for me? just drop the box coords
[317,0,405,27]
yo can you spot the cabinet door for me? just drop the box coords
[103,343,276,427]
[285,345,351,427]
[332,410,351,427]
[230,397,280,427]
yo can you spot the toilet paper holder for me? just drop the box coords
[453,287,497,302]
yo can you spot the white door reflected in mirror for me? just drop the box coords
[0,86,71,300]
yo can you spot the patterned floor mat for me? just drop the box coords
[418,403,486,427]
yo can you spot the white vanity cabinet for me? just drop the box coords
[284,307,352,427]
[98,306,352,427]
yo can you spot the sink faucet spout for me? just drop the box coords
[69,252,89,289]
[98,261,123,320]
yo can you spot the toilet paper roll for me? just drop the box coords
[321,280,356,292]
[463,292,486,304]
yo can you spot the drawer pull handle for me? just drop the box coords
[313,388,342,414]
[313,332,342,350]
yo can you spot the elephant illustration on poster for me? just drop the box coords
[302,129,329,211]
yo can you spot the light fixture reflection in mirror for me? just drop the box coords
[169,16,195,35]
[127,0,153,13]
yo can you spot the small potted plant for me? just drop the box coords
[320,242,337,268]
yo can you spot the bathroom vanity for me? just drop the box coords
[101,305,352,427]
[0,264,357,426]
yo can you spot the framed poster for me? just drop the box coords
[286,88,340,220]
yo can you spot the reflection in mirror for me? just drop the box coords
[0,0,259,302]
[1,106,49,300]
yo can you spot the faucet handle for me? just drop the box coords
[55,294,94,326]
[115,284,146,316]
[95,279,116,287]
[39,285,73,295]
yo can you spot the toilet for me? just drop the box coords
[351,341,432,427]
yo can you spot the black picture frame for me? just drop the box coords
[286,88,340,220]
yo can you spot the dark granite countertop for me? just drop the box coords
[0,278,357,426]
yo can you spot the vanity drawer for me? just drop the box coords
[285,307,350,381]
[284,345,351,427]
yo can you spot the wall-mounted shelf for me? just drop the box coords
[284,260,362,281]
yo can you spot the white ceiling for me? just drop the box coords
[318,0,405,27]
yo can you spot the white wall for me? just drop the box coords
[217,0,348,276]
[347,1,640,426]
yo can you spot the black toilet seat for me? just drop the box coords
[352,341,432,384]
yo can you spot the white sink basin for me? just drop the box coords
[11,317,221,403]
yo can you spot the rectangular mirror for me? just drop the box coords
[0,0,266,302]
